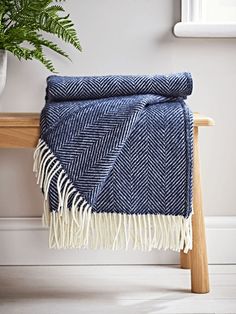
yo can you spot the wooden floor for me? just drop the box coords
[0,265,235,314]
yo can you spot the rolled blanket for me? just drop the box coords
[46,72,193,102]
[34,72,193,252]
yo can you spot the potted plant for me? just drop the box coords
[0,0,82,94]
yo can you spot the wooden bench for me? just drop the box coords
[0,112,215,294]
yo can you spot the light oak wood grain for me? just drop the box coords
[0,113,40,148]
[180,250,191,269]
[0,112,214,148]
[0,113,40,127]
[191,127,210,293]
[0,127,39,148]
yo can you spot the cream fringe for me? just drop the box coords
[34,138,192,253]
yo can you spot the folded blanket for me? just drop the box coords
[34,73,193,252]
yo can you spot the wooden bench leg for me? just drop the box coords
[180,250,191,269]
[190,127,210,293]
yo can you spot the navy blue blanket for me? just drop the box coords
[34,73,193,252]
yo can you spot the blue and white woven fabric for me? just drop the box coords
[34,73,193,252]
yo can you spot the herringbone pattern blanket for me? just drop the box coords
[34,73,193,252]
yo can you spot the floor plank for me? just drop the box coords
[0,265,235,314]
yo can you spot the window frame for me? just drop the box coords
[173,0,236,37]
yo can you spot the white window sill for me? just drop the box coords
[173,22,236,38]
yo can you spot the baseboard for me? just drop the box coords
[0,216,235,265]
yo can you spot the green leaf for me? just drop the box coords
[37,12,82,51]
[3,44,33,60]
[33,50,57,72]
[0,0,82,72]
[36,38,70,60]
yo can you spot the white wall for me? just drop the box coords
[0,0,235,218]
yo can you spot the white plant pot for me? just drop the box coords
[0,50,7,95]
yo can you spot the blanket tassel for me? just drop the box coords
[34,139,192,253]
